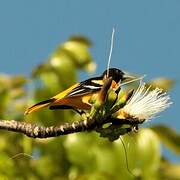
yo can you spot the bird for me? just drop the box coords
[24,68,135,115]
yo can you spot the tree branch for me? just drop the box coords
[0,119,97,138]
[0,116,144,139]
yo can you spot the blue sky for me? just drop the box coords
[0,0,179,162]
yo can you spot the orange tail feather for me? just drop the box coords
[24,99,54,115]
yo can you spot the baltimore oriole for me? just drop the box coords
[25,68,135,115]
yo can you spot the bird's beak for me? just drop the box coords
[121,73,143,86]
[122,73,137,82]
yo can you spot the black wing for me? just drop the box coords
[65,76,103,98]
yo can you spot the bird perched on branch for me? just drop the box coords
[25,68,136,115]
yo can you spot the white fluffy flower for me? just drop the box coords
[117,83,172,121]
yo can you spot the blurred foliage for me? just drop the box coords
[0,35,179,180]
[151,125,180,155]
[159,158,180,180]
[146,78,175,92]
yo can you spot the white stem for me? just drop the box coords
[107,28,115,77]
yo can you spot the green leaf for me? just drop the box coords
[51,35,95,72]
[0,74,27,90]
[117,129,161,179]
[147,78,175,91]
[0,74,12,90]
[31,63,52,77]
[64,133,97,172]
[159,158,180,179]
[11,75,27,88]
[69,35,92,46]
[0,152,15,177]
[0,90,10,117]
[150,125,180,154]
[49,54,77,87]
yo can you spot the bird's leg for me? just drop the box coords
[72,108,86,115]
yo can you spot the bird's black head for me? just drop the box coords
[102,68,124,83]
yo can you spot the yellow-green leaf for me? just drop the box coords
[147,78,175,91]
[51,35,95,72]
[159,158,180,179]
[151,125,180,154]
